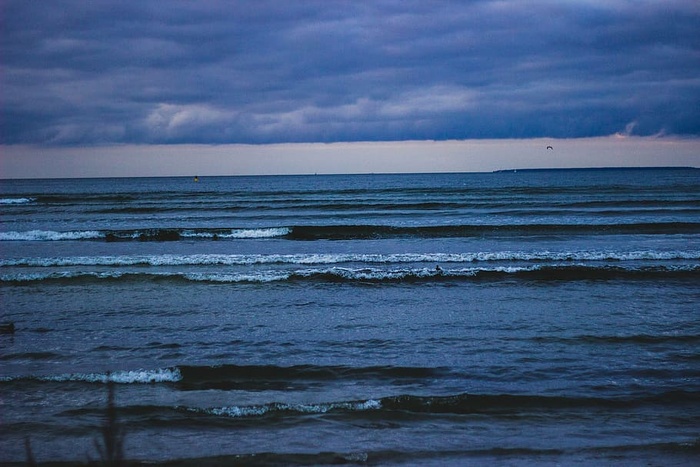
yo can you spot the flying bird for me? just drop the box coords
[546,145,554,150]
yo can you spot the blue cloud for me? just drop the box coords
[2,0,699,145]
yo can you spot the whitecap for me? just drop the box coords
[3,250,698,268]
[182,227,291,239]
[200,398,382,418]
[45,367,182,384]
[0,197,36,205]
[0,230,103,241]
[0,368,183,384]
[183,271,291,283]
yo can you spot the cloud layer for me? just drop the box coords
[3,0,699,145]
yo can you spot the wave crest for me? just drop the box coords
[0,197,36,205]
[3,264,698,284]
[3,250,699,267]
[0,230,103,241]
[0,368,182,384]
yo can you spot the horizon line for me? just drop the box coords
[2,165,698,181]
[3,136,699,179]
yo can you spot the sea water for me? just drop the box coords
[1,169,699,465]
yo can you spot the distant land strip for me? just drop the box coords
[492,166,699,173]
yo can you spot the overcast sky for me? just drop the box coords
[2,0,699,177]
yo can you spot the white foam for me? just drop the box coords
[0,368,183,383]
[208,405,271,417]
[0,197,36,205]
[0,271,130,282]
[182,227,291,239]
[183,271,291,283]
[3,262,697,284]
[44,368,182,384]
[0,230,103,241]
[202,398,382,418]
[181,268,443,283]
[3,250,698,268]
[0,256,136,267]
[1,272,54,282]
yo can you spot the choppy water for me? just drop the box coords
[1,168,699,465]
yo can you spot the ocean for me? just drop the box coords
[1,168,699,466]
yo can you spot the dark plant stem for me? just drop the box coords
[94,376,125,466]
[25,436,37,466]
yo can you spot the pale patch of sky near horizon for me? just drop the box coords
[2,136,698,179]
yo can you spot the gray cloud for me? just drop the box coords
[2,0,699,145]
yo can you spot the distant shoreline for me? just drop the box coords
[492,166,698,173]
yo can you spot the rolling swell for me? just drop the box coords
[104,227,291,241]
[4,264,698,285]
[4,360,698,419]
[4,250,699,267]
[0,364,443,386]
[188,390,700,421]
[0,227,290,242]
[175,364,442,391]
[288,222,700,240]
[21,376,688,420]
[2,222,699,242]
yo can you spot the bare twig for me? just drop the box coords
[25,436,37,466]
[94,375,125,466]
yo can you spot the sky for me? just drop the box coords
[2,0,699,178]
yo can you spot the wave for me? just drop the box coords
[3,264,699,285]
[0,364,442,387]
[0,229,103,241]
[0,197,36,205]
[190,399,382,418]
[6,364,696,409]
[2,222,699,242]
[7,363,699,397]
[286,223,700,240]
[176,364,443,390]
[0,367,182,384]
[0,227,290,242]
[3,250,699,268]
[189,390,700,420]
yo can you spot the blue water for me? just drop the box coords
[1,169,699,465]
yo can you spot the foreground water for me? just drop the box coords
[1,168,699,465]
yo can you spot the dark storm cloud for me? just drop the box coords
[2,0,699,145]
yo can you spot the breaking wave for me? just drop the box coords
[3,250,699,268]
[0,230,103,241]
[3,264,698,284]
[192,399,382,418]
[0,197,36,205]
[0,367,181,384]
[6,364,696,415]
[0,364,440,387]
[0,227,290,242]
[190,390,700,419]
[2,222,699,242]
